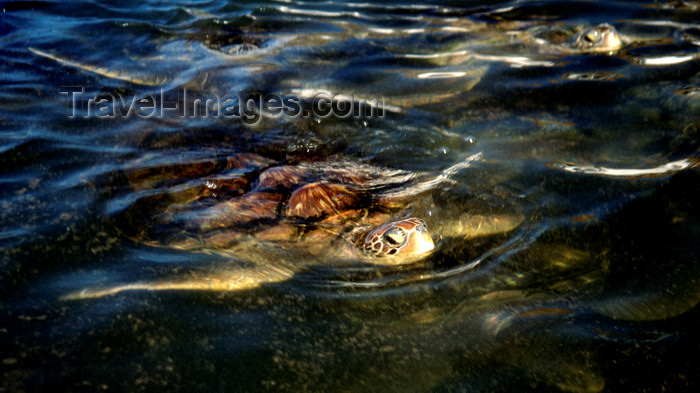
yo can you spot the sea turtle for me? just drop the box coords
[313,22,629,93]
[279,25,626,111]
[63,152,525,299]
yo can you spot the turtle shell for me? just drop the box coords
[107,152,421,255]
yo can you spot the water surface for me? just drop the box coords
[2,1,700,392]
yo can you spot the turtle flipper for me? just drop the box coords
[60,263,295,300]
[593,288,700,322]
[29,47,171,86]
[441,212,525,239]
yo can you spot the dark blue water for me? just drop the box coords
[2,1,700,392]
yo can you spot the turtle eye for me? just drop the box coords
[383,227,407,246]
[584,29,601,43]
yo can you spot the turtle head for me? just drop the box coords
[570,24,623,52]
[361,218,435,264]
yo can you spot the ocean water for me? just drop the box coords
[2,1,700,392]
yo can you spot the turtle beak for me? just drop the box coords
[601,30,623,51]
[404,225,435,256]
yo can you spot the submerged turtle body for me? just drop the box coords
[65,152,524,299]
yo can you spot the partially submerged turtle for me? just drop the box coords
[289,24,625,109]
[64,153,524,299]
[347,23,628,79]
